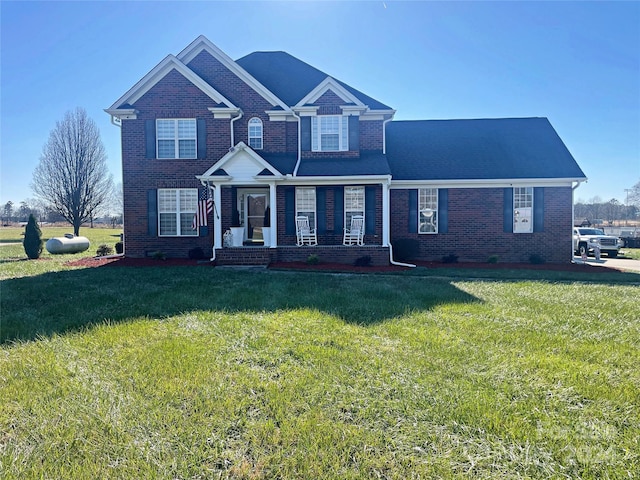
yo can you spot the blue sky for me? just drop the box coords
[2,1,639,206]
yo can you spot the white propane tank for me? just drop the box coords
[45,234,90,254]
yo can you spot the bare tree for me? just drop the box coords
[32,108,113,235]
[628,180,640,207]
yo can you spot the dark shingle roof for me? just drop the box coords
[236,51,391,110]
[259,153,298,175]
[296,152,391,177]
[386,118,586,181]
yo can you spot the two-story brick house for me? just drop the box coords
[106,35,586,265]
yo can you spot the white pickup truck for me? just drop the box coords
[573,228,623,258]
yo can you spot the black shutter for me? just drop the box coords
[438,189,448,233]
[348,116,359,152]
[533,187,544,232]
[365,186,376,234]
[301,116,311,151]
[334,187,344,232]
[147,189,157,236]
[503,188,514,233]
[145,120,156,159]
[285,187,295,235]
[197,119,207,159]
[408,189,418,233]
[316,187,326,234]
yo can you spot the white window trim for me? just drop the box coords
[296,187,317,230]
[418,188,438,234]
[311,115,349,152]
[248,117,263,150]
[158,188,198,237]
[344,186,364,228]
[156,119,197,159]
[513,187,533,234]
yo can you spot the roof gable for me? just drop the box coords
[177,35,290,111]
[296,77,365,108]
[107,55,236,111]
[236,51,392,110]
[200,142,284,181]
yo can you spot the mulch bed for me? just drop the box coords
[64,256,622,273]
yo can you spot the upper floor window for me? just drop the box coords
[312,115,348,152]
[344,186,364,227]
[296,187,316,229]
[248,117,263,150]
[157,119,196,159]
[419,188,438,234]
[514,187,533,233]
[158,188,198,236]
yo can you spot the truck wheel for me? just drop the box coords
[578,243,588,256]
[608,252,617,258]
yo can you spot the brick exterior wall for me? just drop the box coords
[390,187,574,264]
[117,45,575,266]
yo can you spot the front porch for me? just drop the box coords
[214,245,390,266]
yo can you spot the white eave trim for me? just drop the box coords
[389,177,588,189]
[104,108,138,122]
[177,35,292,113]
[296,77,366,108]
[107,55,237,110]
[208,107,241,119]
[197,175,232,183]
[284,174,392,185]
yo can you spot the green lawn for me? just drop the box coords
[1,227,639,479]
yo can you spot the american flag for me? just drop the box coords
[192,187,213,229]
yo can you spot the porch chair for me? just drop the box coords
[343,215,365,246]
[296,216,317,246]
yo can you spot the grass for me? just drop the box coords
[1,227,639,478]
[621,247,640,260]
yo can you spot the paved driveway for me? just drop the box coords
[574,256,640,273]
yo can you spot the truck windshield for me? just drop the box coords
[578,229,604,235]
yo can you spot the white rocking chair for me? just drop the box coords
[343,215,365,246]
[296,216,317,246]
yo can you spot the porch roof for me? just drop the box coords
[296,152,391,177]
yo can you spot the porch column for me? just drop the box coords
[269,182,277,247]
[214,184,223,249]
[382,181,390,247]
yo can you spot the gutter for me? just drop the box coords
[388,243,416,268]
[571,179,586,263]
[230,110,243,148]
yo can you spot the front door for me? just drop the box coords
[244,192,268,243]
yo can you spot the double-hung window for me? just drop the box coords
[513,187,533,233]
[158,188,198,236]
[296,187,316,229]
[248,117,263,150]
[419,188,438,233]
[344,186,364,227]
[157,119,196,159]
[311,115,348,152]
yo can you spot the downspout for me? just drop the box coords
[382,115,393,155]
[382,115,413,267]
[292,110,302,176]
[230,110,243,148]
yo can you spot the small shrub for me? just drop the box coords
[96,244,114,257]
[487,254,499,264]
[392,238,420,262]
[23,214,43,259]
[354,255,372,267]
[188,247,206,260]
[306,254,320,265]
[115,241,124,254]
[529,253,545,264]
[151,250,167,260]
[442,253,459,264]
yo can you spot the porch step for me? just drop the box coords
[214,247,274,266]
